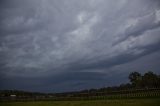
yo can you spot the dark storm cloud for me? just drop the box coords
[0,0,160,92]
[0,71,127,92]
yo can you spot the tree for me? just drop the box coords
[129,72,142,88]
[142,71,158,88]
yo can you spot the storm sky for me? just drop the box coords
[0,0,160,92]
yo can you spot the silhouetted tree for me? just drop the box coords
[142,71,159,88]
[129,72,142,88]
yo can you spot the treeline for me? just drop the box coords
[0,90,46,97]
[72,71,160,94]
[53,71,160,97]
[0,71,160,99]
[129,71,160,88]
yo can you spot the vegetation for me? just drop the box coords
[0,71,160,102]
[0,98,160,106]
[129,71,160,88]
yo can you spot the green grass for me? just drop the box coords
[0,98,160,106]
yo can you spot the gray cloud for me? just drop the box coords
[0,0,160,92]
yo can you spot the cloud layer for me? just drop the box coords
[0,0,160,92]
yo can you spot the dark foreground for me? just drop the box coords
[0,98,160,106]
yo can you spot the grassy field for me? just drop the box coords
[0,98,160,106]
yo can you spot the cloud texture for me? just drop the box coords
[0,0,160,92]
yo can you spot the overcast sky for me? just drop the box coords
[0,0,160,92]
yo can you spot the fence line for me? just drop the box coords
[0,88,160,102]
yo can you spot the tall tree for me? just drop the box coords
[129,72,142,88]
[142,71,158,88]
